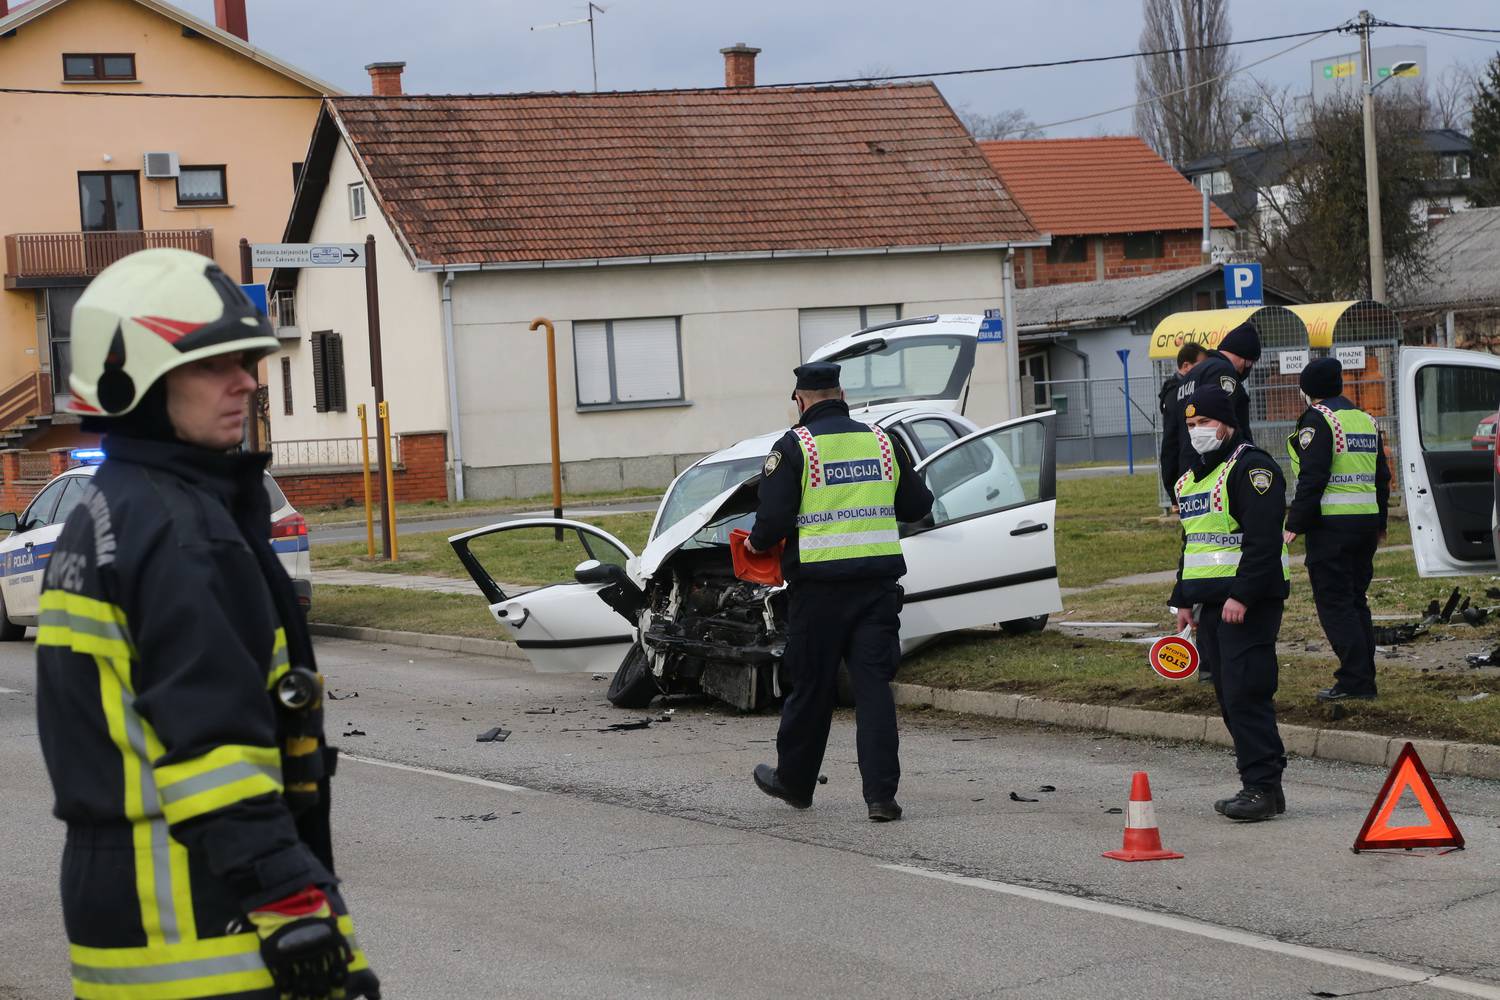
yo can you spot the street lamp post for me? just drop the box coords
[1358,10,1417,303]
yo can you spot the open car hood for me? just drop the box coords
[638,475,761,579]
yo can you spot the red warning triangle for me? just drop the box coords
[1352,742,1464,852]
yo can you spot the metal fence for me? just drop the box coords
[269,436,398,471]
[1035,375,1166,463]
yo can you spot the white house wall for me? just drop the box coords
[268,138,445,448]
[451,251,1012,499]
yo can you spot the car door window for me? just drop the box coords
[51,477,90,526]
[922,419,1050,526]
[1416,365,1500,451]
[455,522,635,604]
[21,479,71,531]
[906,418,961,458]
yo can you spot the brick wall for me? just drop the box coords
[1019,230,1209,288]
[0,448,80,512]
[273,431,448,510]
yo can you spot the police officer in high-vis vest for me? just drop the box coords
[746,362,933,822]
[34,250,379,999]
[1284,358,1391,703]
[1171,381,1291,822]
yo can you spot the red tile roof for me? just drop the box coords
[979,136,1234,237]
[329,84,1040,266]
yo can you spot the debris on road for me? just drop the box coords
[598,718,652,732]
[1372,622,1427,646]
[1457,692,1491,704]
[524,707,556,715]
[817,775,828,785]
[342,728,365,737]
[475,726,511,742]
[1466,647,1500,667]
[327,690,359,701]
[1037,785,1057,793]
[1009,791,1039,802]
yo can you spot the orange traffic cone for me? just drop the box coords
[1103,771,1184,862]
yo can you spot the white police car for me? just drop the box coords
[0,451,311,639]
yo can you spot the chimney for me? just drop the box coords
[213,0,248,42]
[720,43,760,88]
[366,61,406,97]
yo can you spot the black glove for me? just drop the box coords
[248,887,353,999]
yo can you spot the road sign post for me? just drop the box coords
[251,238,392,558]
[1118,348,1134,476]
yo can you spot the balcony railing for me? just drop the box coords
[0,371,53,434]
[269,436,401,471]
[4,229,215,286]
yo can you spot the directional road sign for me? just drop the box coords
[251,243,365,268]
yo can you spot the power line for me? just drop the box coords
[0,25,1351,100]
[1405,26,1500,46]
[1034,29,1335,132]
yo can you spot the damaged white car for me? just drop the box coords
[450,315,1063,711]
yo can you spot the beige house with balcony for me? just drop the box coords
[0,0,338,451]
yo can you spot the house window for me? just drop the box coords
[349,183,367,220]
[797,304,900,361]
[273,290,297,329]
[1439,154,1471,180]
[1123,232,1165,260]
[573,317,683,408]
[1046,237,1088,264]
[1195,170,1232,195]
[309,331,346,412]
[45,287,85,397]
[280,357,293,416]
[176,166,227,206]
[1019,353,1050,409]
[63,53,136,81]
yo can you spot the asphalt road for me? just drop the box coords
[4,638,1498,999]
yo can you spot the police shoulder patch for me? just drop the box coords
[762,450,782,477]
[1248,467,1274,495]
[1298,426,1315,450]
[1219,375,1238,395]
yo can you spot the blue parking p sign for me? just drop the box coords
[1223,264,1262,307]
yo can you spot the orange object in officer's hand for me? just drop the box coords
[729,528,784,586]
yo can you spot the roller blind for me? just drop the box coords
[572,317,682,406]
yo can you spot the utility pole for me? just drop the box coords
[1359,10,1387,302]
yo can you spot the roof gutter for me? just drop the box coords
[413,239,1052,273]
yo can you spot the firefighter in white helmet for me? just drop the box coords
[34,249,380,999]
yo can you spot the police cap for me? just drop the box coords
[1186,380,1237,427]
[793,362,841,392]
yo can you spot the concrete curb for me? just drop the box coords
[309,623,527,663]
[302,627,1498,782]
[891,683,1500,782]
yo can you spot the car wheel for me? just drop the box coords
[607,643,659,709]
[1000,614,1048,636]
[0,590,25,641]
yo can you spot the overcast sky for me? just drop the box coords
[177,1,1500,137]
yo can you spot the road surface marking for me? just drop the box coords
[0,686,22,694]
[883,864,1500,999]
[343,754,540,795]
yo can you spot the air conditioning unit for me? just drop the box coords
[143,152,180,179]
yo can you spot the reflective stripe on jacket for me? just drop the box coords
[1176,443,1290,602]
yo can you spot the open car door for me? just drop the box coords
[449,518,638,673]
[898,412,1062,640]
[1400,348,1500,577]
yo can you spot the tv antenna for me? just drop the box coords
[531,3,609,92]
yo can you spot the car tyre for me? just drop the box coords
[607,643,659,709]
[0,590,25,641]
[999,614,1048,636]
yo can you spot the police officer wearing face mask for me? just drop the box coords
[745,362,933,823]
[1284,358,1391,703]
[1171,381,1291,822]
[1166,322,1261,485]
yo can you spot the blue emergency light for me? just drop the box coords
[70,448,106,465]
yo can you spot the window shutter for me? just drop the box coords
[798,307,861,362]
[573,321,613,405]
[610,317,681,402]
[327,333,346,411]
[311,332,328,413]
[281,356,293,415]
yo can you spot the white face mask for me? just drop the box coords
[1189,424,1223,455]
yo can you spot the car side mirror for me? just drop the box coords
[576,559,633,589]
[0,512,19,533]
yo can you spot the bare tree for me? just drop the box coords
[1133,0,1237,167]
[956,106,1044,140]
[1428,62,1477,132]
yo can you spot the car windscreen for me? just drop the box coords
[655,457,764,540]
[825,335,974,407]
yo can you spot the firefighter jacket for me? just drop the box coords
[749,399,934,582]
[34,434,368,999]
